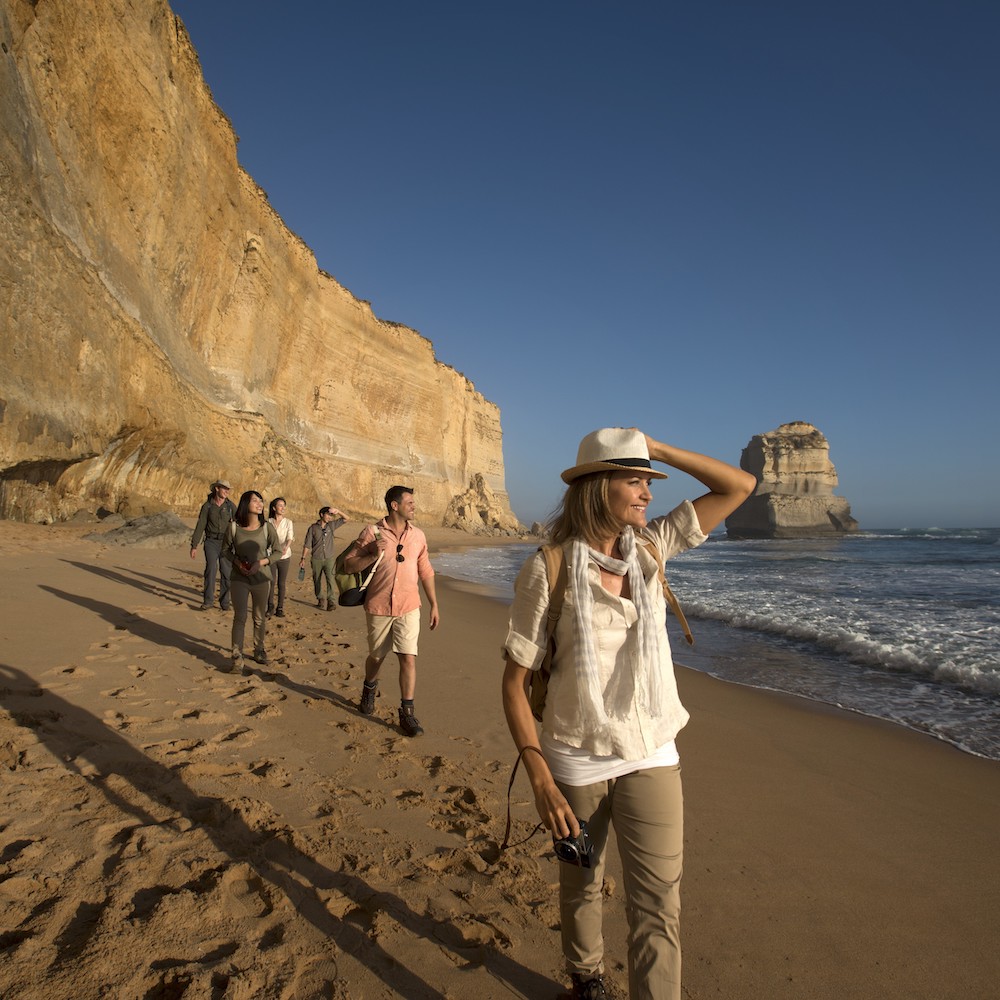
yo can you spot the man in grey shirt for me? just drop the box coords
[299,505,346,611]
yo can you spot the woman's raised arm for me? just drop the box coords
[644,435,756,535]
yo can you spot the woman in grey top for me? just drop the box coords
[502,428,754,1000]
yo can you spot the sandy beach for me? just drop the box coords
[1,519,998,1000]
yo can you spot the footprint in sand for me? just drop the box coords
[428,785,494,842]
[52,665,96,679]
[171,707,229,725]
[289,957,340,1000]
[248,759,292,787]
[101,685,138,699]
[391,788,424,808]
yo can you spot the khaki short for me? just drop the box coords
[366,608,421,659]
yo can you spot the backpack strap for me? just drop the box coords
[540,543,568,642]
[639,540,694,645]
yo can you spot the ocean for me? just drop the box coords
[432,528,1000,761]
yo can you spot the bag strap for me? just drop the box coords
[540,543,568,643]
[500,746,547,854]
[639,539,694,646]
[358,548,385,589]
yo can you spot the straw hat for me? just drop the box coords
[561,428,668,484]
[212,478,232,489]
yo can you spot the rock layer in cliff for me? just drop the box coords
[0,0,521,532]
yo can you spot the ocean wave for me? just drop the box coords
[683,599,1000,698]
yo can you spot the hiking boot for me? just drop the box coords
[230,649,243,673]
[275,607,285,618]
[359,682,377,716]
[253,648,268,666]
[398,704,424,737]
[199,603,213,611]
[266,605,274,618]
[569,973,607,1000]
[317,598,327,611]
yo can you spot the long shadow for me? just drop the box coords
[62,559,197,604]
[241,665,403,735]
[40,586,222,663]
[0,665,561,997]
[126,563,207,600]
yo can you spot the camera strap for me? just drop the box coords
[499,746,547,854]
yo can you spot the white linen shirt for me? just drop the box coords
[504,500,707,761]
[269,517,295,560]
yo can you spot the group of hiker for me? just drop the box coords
[189,481,437,738]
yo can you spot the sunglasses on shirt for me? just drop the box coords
[395,543,404,563]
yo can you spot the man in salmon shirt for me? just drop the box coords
[342,485,440,736]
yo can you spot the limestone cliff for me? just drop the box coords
[0,0,522,531]
[725,422,859,539]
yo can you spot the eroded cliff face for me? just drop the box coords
[0,0,521,530]
[726,422,859,538]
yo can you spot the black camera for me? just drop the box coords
[553,819,595,868]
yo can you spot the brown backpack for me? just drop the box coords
[527,540,693,722]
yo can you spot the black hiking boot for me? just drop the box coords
[569,972,607,999]
[398,704,424,737]
[359,681,377,716]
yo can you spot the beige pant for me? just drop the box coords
[365,608,421,659]
[557,764,683,1000]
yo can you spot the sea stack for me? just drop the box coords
[725,422,859,539]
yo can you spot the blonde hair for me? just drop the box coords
[546,472,622,547]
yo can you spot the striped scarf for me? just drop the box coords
[569,527,663,733]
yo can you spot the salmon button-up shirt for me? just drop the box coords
[354,517,434,617]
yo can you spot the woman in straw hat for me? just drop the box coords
[502,428,755,1000]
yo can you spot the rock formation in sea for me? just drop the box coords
[725,422,859,539]
[0,0,523,533]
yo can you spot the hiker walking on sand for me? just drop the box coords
[299,505,346,611]
[189,478,236,611]
[266,497,294,618]
[501,428,754,1000]
[342,485,439,737]
[225,490,280,673]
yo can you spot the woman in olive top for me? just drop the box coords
[225,490,278,672]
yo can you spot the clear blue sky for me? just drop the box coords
[171,1,999,529]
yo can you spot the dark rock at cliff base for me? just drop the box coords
[85,512,191,549]
[726,422,859,539]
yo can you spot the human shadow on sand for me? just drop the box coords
[0,665,561,999]
[239,665,405,735]
[40,586,221,662]
[61,559,198,604]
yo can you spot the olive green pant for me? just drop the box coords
[229,576,269,654]
[556,764,683,1000]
